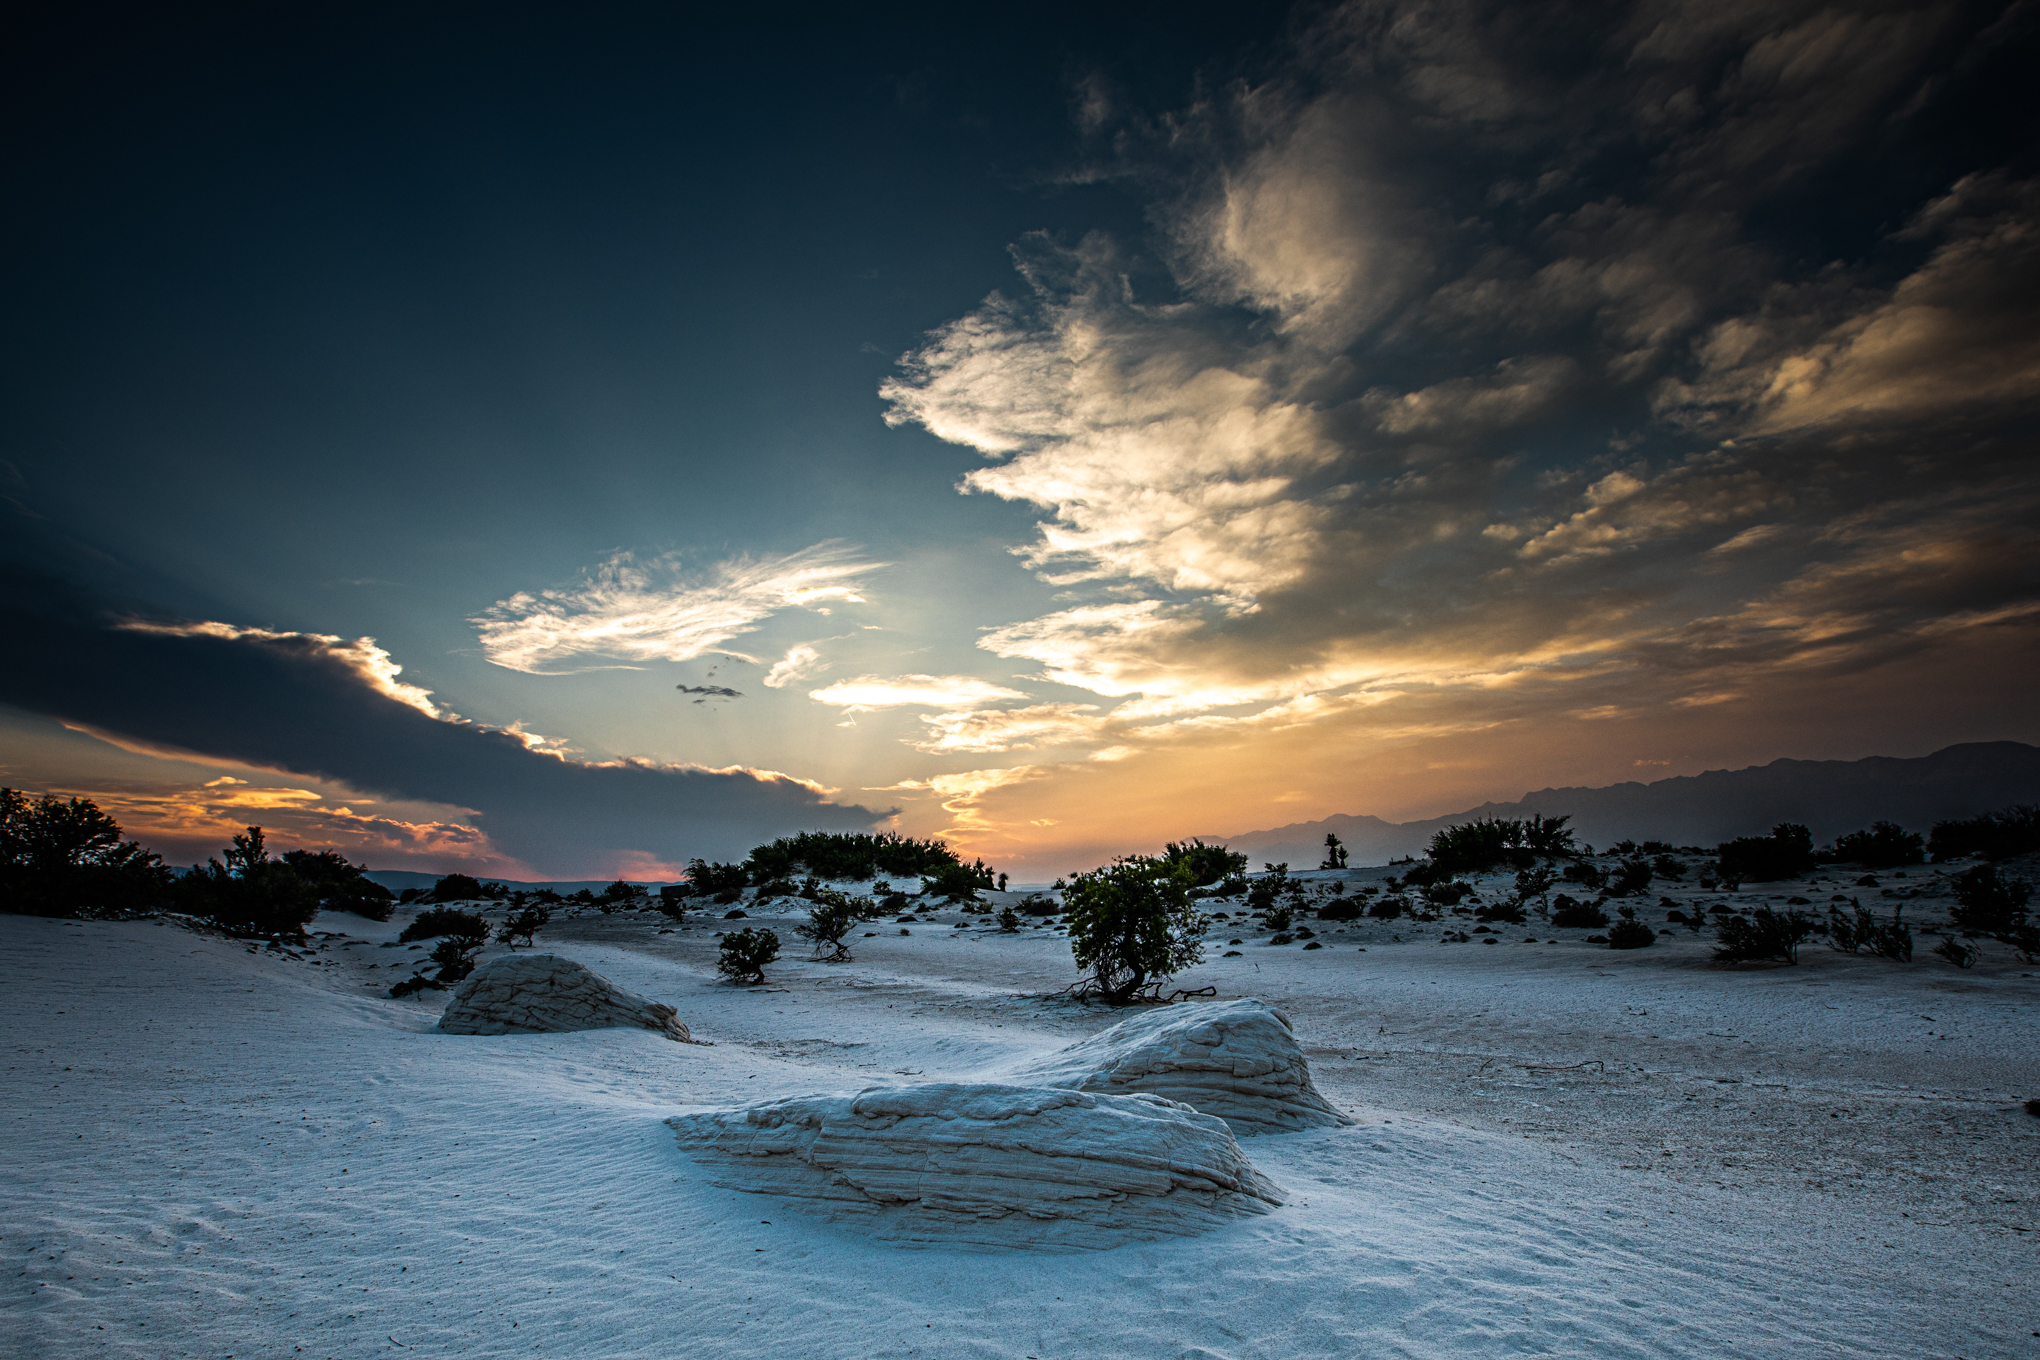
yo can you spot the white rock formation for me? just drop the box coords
[668,1082,1281,1250]
[1008,998,1350,1135]
[437,954,691,1041]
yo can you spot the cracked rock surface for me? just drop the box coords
[668,1081,1281,1250]
[1009,997,1351,1134]
[438,953,691,1040]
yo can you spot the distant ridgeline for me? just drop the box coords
[1216,742,2040,868]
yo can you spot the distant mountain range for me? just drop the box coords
[1212,741,2040,868]
[359,871,666,894]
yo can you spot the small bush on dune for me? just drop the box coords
[793,890,882,961]
[1606,907,1655,949]
[496,904,551,949]
[597,880,649,912]
[1367,894,1406,920]
[655,886,690,921]
[1931,936,1980,969]
[1474,899,1527,924]
[1827,901,1912,961]
[424,873,486,903]
[1061,855,1209,1005]
[922,860,993,902]
[1606,857,1654,897]
[1422,880,1471,907]
[400,906,489,943]
[1318,897,1362,921]
[281,849,395,921]
[685,859,750,904]
[1562,860,1605,892]
[1832,822,1925,869]
[1712,907,1814,965]
[1949,864,2033,935]
[1650,854,1687,881]
[717,928,781,983]
[390,915,489,995]
[998,905,1021,932]
[1549,895,1608,929]
[1514,864,1559,905]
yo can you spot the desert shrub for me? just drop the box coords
[1948,865,2033,935]
[1832,822,1925,868]
[1157,839,1249,887]
[1828,902,1913,961]
[1931,936,1980,969]
[597,880,649,912]
[1717,825,1817,883]
[880,890,912,914]
[716,927,780,984]
[277,849,394,920]
[922,860,993,901]
[1368,895,1406,920]
[1513,864,1559,904]
[496,904,551,949]
[997,905,1021,932]
[1712,907,1815,965]
[1650,854,1687,881]
[390,917,489,995]
[1524,814,1578,858]
[655,885,690,921]
[1562,860,1605,891]
[685,859,750,903]
[176,827,321,939]
[400,906,489,943]
[1928,805,2040,863]
[1473,899,1527,924]
[1427,818,1527,874]
[1550,895,1609,929]
[793,890,881,961]
[1061,855,1209,1004]
[424,873,486,902]
[743,830,974,883]
[1606,857,1654,897]
[1606,907,1655,949]
[1422,879,1471,907]
[0,789,174,918]
[1244,863,1294,913]
[1318,897,1362,921]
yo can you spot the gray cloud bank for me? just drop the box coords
[879,0,2040,755]
[0,564,885,874]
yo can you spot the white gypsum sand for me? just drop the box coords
[4,866,2036,1359]
[437,952,692,1040]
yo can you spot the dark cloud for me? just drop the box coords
[676,685,744,699]
[0,563,885,875]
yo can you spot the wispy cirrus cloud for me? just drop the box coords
[473,542,878,674]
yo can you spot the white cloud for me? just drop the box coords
[807,674,1030,710]
[763,644,825,689]
[910,703,1110,754]
[472,542,877,674]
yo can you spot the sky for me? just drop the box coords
[4,1,2037,881]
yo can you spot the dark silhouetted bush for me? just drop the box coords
[1928,805,2040,863]
[1474,899,1527,924]
[424,873,486,903]
[497,904,551,949]
[793,890,881,961]
[1562,860,1605,891]
[1828,901,1912,961]
[1832,822,1925,868]
[743,831,976,883]
[400,906,489,943]
[1949,864,2033,935]
[1368,894,1407,919]
[1606,857,1654,897]
[1318,897,1362,921]
[717,927,780,984]
[998,905,1021,932]
[1606,908,1655,949]
[1716,825,1817,883]
[176,827,321,939]
[685,859,750,903]
[281,848,394,921]
[1712,907,1814,964]
[655,885,690,921]
[1650,854,1686,880]
[1423,880,1472,907]
[0,788,173,918]
[1550,896,1609,929]
[1931,936,1979,968]
[597,880,649,912]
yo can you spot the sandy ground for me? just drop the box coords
[4,866,2036,1358]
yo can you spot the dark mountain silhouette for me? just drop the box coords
[1214,742,2040,867]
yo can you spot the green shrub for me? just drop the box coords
[1158,839,1248,887]
[1832,822,1925,868]
[717,928,781,984]
[1015,892,1059,916]
[1712,907,1814,965]
[1244,864,1294,914]
[793,890,881,961]
[1716,825,1817,883]
[922,860,993,901]
[998,905,1021,932]
[0,789,173,918]
[1062,855,1208,1004]
[1550,895,1608,928]
[1928,805,2040,863]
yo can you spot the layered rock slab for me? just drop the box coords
[1009,997,1350,1135]
[437,953,691,1041]
[667,1082,1282,1250]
